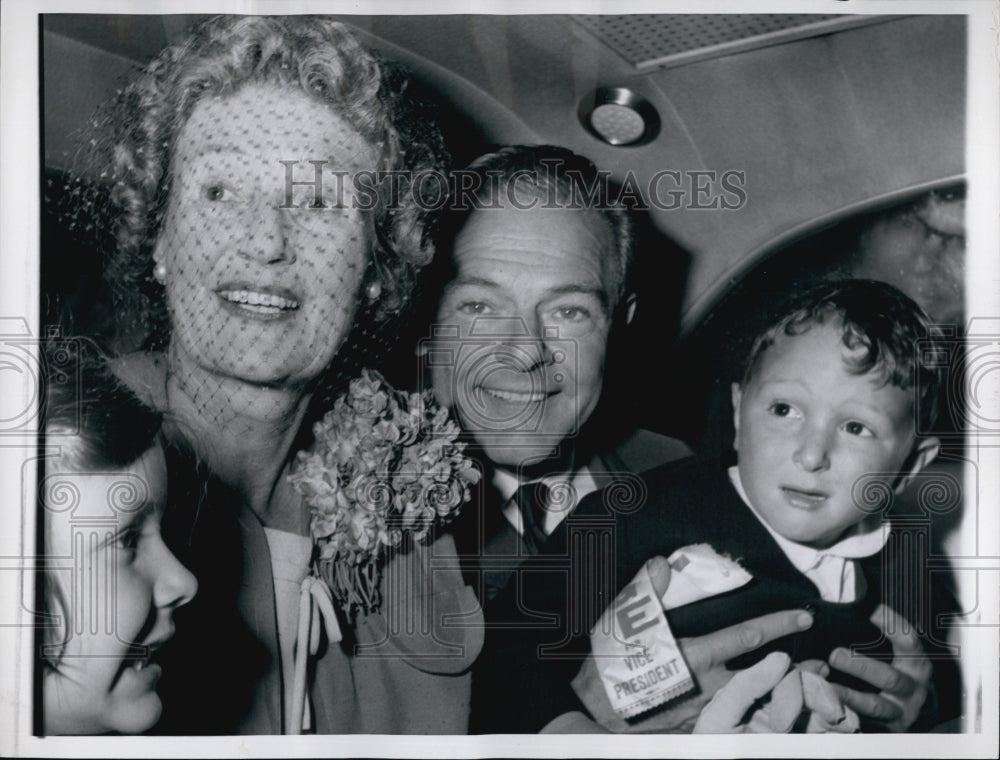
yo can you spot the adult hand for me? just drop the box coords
[798,667,860,733]
[826,604,933,732]
[693,652,800,733]
[695,654,865,734]
[571,556,814,733]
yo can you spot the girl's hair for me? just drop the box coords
[39,338,163,669]
[99,15,449,349]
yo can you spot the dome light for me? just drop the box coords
[579,87,660,147]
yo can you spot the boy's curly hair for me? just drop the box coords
[740,278,944,432]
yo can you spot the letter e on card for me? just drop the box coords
[590,562,695,719]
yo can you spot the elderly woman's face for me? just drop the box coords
[155,84,375,387]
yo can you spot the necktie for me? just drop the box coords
[516,481,550,554]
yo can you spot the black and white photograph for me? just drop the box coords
[1,0,997,757]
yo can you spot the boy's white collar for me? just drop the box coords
[727,465,890,571]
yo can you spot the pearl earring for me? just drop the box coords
[366,280,382,301]
[153,262,167,283]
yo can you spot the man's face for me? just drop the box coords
[430,202,616,469]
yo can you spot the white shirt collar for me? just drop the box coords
[492,467,523,505]
[727,465,889,575]
[494,464,599,536]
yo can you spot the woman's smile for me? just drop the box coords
[216,285,302,319]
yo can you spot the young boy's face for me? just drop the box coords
[43,442,197,734]
[731,320,938,548]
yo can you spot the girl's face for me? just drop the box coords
[42,443,197,735]
[155,83,375,387]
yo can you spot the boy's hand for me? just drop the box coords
[826,604,933,732]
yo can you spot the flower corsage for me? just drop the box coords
[288,369,481,620]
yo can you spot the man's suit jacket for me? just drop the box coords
[451,428,692,605]
[455,428,691,733]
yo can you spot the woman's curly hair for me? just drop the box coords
[103,15,449,349]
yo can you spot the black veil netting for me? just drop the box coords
[43,16,453,445]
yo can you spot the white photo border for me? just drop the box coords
[2,0,997,757]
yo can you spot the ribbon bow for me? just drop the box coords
[288,576,343,734]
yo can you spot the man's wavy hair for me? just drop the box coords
[739,278,944,432]
[441,145,635,312]
[101,15,449,348]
